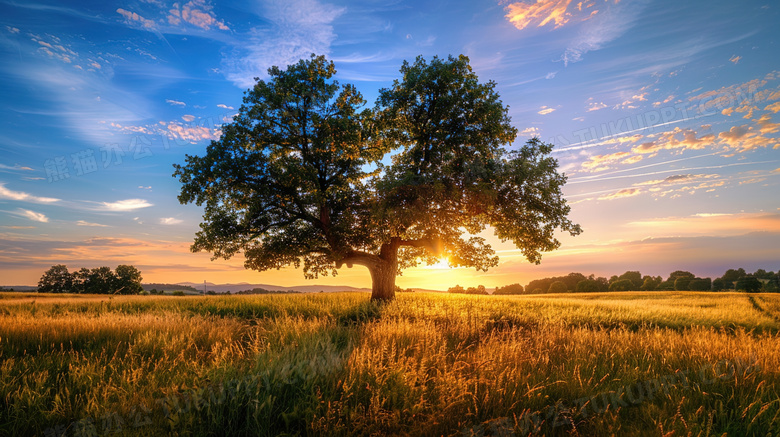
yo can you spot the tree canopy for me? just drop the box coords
[174,54,581,300]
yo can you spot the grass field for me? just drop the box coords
[1,291,779,436]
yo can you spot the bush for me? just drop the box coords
[172,290,186,296]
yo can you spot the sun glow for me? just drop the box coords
[425,257,452,270]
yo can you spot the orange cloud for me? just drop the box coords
[717,124,779,152]
[505,0,574,30]
[755,114,780,134]
[765,102,780,113]
[581,151,631,172]
[598,188,640,200]
[116,8,156,29]
[168,0,229,30]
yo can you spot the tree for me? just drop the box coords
[71,267,91,294]
[688,278,712,291]
[720,268,746,288]
[674,276,692,291]
[448,285,465,294]
[640,276,662,291]
[712,278,726,291]
[609,279,634,291]
[174,55,580,301]
[494,283,524,295]
[37,265,72,293]
[617,271,643,289]
[576,279,601,293]
[735,275,761,293]
[548,281,568,293]
[84,267,116,294]
[114,265,143,294]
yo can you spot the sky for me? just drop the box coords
[0,0,779,289]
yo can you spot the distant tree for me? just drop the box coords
[617,271,643,289]
[448,285,465,294]
[609,279,634,291]
[575,279,601,293]
[37,265,72,293]
[711,278,726,292]
[753,269,774,280]
[668,271,695,281]
[688,278,712,291]
[640,276,662,291]
[465,285,488,295]
[735,275,762,293]
[174,54,580,301]
[494,283,524,295]
[548,281,568,293]
[721,268,746,283]
[608,275,619,284]
[592,276,610,292]
[71,268,91,294]
[84,267,116,294]
[674,276,693,291]
[114,265,143,295]
[763,281,779,293]
[531,288,543,294]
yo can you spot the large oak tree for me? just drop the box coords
[174,55,580,301]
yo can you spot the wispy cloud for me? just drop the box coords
[537,105,555,115]
[166,99,187,107]
[167,0,230,31]
[598,188,641,201]
[116,8,157,29]
[562,0,648,66]
[0,183,60,203]
[160,217,183,225]
[223,0,345,88]
[504,0,574,30]
[99,199,153,211]
[0,164,34,172]
[77,220,109,227]
[18,208,49,222]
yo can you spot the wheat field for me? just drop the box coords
[1,291,779,436]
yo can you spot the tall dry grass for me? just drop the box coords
[1,291,778,436]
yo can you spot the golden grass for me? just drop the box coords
[1,291,779,436]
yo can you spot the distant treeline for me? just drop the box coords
[37,264,144,294]
[235,288,300,295]
[450,268,778,295]
[143,283,199,292]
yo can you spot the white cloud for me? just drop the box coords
[166,99,186,107]
[160,217,183,225]
[217,104,234,109]
[562,0,648,66]
[77,220,109,227]
[167,0,230,31]
[116,8,157,29]
[223,0,345,88]
[19,209,49,222]
[100,199,153,211]
[182,114,195,122]
[0,183,60,203]
[586,101,607,112]
[538,106,556,115]
[0,164,34,171]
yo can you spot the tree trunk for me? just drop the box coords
[369,260,397,301]
[369,239,400,301]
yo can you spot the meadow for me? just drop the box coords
[1,291,779,436]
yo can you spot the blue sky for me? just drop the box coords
[0,0,778,288]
